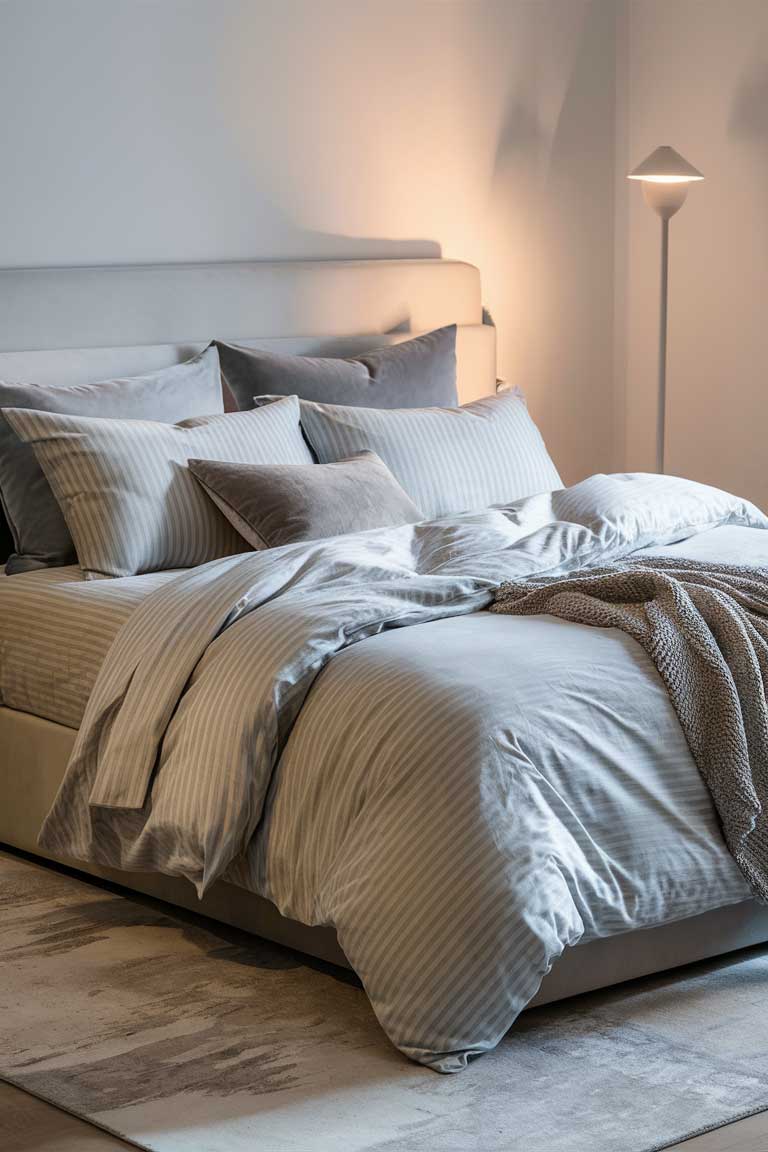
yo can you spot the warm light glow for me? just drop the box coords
[627,146,704,185]
[627,174,703,184]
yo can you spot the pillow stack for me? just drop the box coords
[0,346,223,573]
[4,398,313,579]
[0,325,562,580]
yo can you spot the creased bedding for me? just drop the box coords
[493,557,768,900]
[36,473,768,1071]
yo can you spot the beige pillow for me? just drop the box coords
[188,451,423,550]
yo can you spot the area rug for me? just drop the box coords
[3,850,768,1152]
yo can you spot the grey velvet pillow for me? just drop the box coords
[215,325,458,412]
[0,346,224,574]
[188,451,424,550]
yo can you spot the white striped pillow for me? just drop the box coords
[296,391,562,520]
[4,397,313,578]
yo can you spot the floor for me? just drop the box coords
[0,1082,132,1151]
[4,853,768,1152]
[1,1081,768,1152]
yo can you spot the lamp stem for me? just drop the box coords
[657,216,669,474]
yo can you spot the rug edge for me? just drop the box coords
[0,1072,154,1152]
[7,1064,768,1152]
[643,1099,768,1152]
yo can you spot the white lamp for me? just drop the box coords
[628,146,704,473]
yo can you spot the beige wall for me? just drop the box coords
[5,1,765,500]
[620,0,768,506]
[0,0,618,485]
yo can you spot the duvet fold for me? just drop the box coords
[37,472,768,1071]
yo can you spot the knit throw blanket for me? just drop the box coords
[492,557,768,901]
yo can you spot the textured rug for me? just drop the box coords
[3,850,768,1152]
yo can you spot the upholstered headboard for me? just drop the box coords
[0,258,495,562]
[0,258,495,403]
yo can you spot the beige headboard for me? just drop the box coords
[0,258,496,404]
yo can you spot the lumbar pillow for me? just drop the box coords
[3,397,313,578]
[294,390,562,520]
[188,450,423,551]
[0,345,224,574]
[215,325,458,412]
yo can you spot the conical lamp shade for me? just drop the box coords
[628,146,704,183]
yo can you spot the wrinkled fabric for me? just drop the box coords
[39,473,768,1070]
[494,556,768,899]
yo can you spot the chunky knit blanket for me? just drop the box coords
[492,557,768,901]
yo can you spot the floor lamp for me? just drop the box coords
[627,146,704,474]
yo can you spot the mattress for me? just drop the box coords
[0,566,182,729]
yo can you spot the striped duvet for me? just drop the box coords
[38,473,768,1070]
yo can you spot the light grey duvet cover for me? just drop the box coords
[38,473,768,1071]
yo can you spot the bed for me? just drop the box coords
[2,258,768,1070]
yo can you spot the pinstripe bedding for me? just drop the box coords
[297,389,562,519]
[0,566,183,728]
[20,474,768,1070]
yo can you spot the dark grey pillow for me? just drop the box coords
[215,325,458,412]
[0,346,224,574]
[188,451,424,550]
[0,515,12,566]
